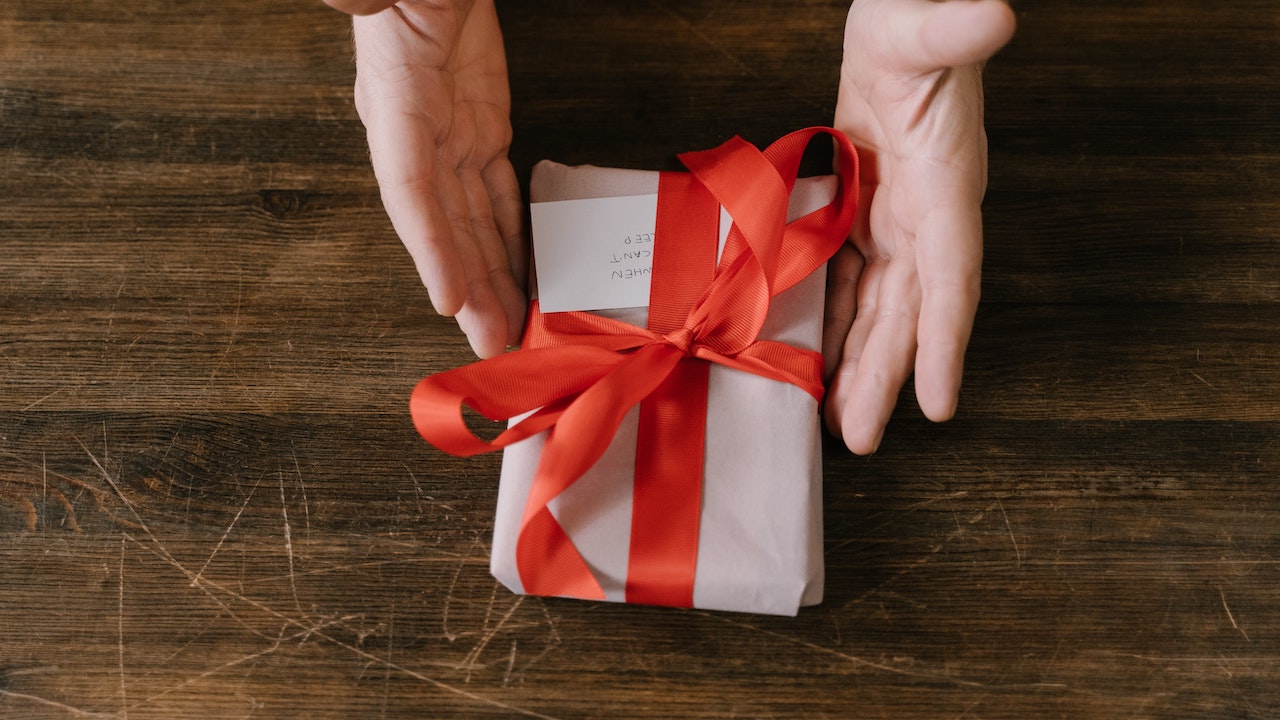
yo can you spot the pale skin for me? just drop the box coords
[324,0,1016,454]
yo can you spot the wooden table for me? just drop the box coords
[3,1,1278,717]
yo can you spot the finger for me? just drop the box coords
[324,0,399,16]
[353,18,469,318]
[849,146,880,256]
[823,258,881,449]
[913,199,983,421]
[823,292,874,445]
[836,254,921,455]
[481,158,530,346]
[365,111,471,318]
[441,157,510,359]
[464,166,525,351]
[886,0,1017,73]
[822,242,863,383]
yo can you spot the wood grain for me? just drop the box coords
[2,0,1278,718]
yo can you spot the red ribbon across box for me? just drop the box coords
[411,127,859,610]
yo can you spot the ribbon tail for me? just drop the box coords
[516,342,685,599]
[410,346,627,457]
[517,505,608,600]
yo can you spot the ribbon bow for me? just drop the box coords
[411,127,859,606]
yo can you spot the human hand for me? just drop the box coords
[822,0,1015,454]
[327,0,527,358]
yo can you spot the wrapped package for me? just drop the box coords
[411,129,859,616]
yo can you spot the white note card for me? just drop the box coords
[531,194,733,313]
[530,193,660,313]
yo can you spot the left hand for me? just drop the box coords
[326,0,527,359]
[823,0,1016,454]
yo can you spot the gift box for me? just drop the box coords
[412,129,859,616]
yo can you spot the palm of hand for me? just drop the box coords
[823,0,1014,454]
[354,0,526,358]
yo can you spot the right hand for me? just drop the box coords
[327,0,527,358]
[822,0,1016,453]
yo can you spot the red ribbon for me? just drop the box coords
[411,127,859,606]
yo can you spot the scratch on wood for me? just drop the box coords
[525,601,563,671]
[404,464,426,515]
[49,488,83,532]
[217,571,553,715]
[77,436,147,532]
[199,271,244,398]
[297,614,364,647]
[0,665,59,683]
[701,612,989,688]
[138,621,327,707]
[381,603,396,720]
[442,563,464,642]
[1,450,84,530]
[955,692,992,719]
[239,555,471,588]
[118,534,129,720]
[290,444,311,539]
[0,689,108,718]
[1219,586,1250,641]
[19,388,63,411]
[828,491,970,552]
[0,447,111,513]
[191,477,261,586]
[138,609,360,707]
[463,595,525,682]
[642,0,824,113]
[278,470,304,617]
[997,498,1022,568]
[80,440,293,640]
[502,601,561,683]
[1189,371,1217,390]
[126,534,282,646]
[86,447,556,719]
[120,524,560,718]
[503,640,518,687]
[847,497,992,607]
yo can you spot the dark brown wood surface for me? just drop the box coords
[3,1,1278,717]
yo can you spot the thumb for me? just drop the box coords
[889,0,1017,73]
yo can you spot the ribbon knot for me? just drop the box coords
[410,127,860,607]
[664,327,696,356]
